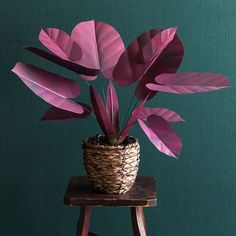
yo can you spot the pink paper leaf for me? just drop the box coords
[147,72,230,94]
[39,28,82,61]
[41,103,91,121]
[25,47,99,77]
[12,62,84,114]
[113,28,177,87]
[135,34,184,100]
[71,20,125,80]
[119,98,147,143]
[137,107,184,122]
[106,81,119,132]
[90,85,116,140]
[138,115,182,158]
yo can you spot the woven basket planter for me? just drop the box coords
[83,135,140,194]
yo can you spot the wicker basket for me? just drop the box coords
[83,135,140,194]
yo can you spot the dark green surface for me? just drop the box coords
[0,0,235,235]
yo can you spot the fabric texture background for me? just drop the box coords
[0,0,235,235]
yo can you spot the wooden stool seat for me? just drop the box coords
[64,176,157,236]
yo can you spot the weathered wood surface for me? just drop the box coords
[76,206,91,236]
[64,176,157,207]
[131,207,147,236]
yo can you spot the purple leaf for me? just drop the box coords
[135,34,184,100]
[90,85,116,140]
[135,28,176,64]
[106,81,119,132]
[113,28,177,88]
[12,62,84,114]
[41,103,91,121]
[71,20,125,80]
[39,28,82,61]
[138,115,182,158]
[147,72,230,94]
[119,98,147,143]
[137,107,184,122]
[25,47,99,77]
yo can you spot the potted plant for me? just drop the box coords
[12,20,230,194]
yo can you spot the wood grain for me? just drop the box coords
[131,207,147,236]
[76,206,92,236]
[64,176,157,207]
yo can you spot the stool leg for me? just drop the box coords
[76,206,92,236]
[130,207,147,236]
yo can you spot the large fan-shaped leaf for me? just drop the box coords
[41,103,91,121]
[113,29,159,87]
[106,81,119,132]
[138,115,182,158]
[137,107,184,122]
[135,34,184,100]
[12,62,84,114]
[25,47,99,77]
[71,20,125,80]
[39,28,82,61]
[90,85,116,140]
[113,28,177,88]
[147,72,230,94]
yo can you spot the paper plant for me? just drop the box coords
[12,20,230,158]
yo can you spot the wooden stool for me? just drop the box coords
[64,176,157,236]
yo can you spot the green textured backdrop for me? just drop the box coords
[0,0,235,235]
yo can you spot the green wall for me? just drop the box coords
[1,0,235,235]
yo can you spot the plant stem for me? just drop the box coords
[83,106,96,118]
[85,80,90,87]
[101,79,106,101]
[120,95,135,132]
[83,80,96,118]
[120,96,139,138]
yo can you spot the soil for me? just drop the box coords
[86,134,136,147]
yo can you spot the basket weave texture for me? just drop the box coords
[83,136,140,194]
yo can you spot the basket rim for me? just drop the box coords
[82,135,139,150]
